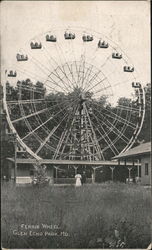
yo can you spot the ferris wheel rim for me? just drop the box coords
[3,26,146,160]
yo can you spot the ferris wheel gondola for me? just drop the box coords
[16,54,28,61]
[112,52,122,59]
[132,82,141,88]
[7,70,17,77]
[98,40,109,48]
[82,34,93,42]
[3,27,145,161]
[30,42,42,49]
[64,31,75,40]
[46,34,57,42]
[124,66,134,72]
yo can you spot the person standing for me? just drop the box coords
[75,173,82,187]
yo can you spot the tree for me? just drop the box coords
[137,83,151,143]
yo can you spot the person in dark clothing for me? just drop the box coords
[81,171,87,185]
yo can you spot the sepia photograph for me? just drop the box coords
[0,0,151,249]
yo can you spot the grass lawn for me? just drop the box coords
[1,181,151,249]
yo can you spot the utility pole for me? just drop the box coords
[8,132,17,182]
[14,136,17,182]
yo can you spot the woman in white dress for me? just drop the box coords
[75,174,82,187]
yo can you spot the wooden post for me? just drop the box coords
[14,140,17,182]
[110,166,115,181]
[92,166,103,183]
[137,159,140,177]
[74,166,78,175]
[92,168,95,183]
[11,133,17,182]
[54,167,58,179]
[127,167,132,179]
[49,166,54,184]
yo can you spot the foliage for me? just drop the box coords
[32,163,49,185]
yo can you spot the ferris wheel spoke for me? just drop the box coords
[112,78,133,89]
[95,121,120,154]
[79,44,87,89]
[53,105,79,159]
[81,64,94,91]
[63,39,77,76]
[63,62,78,88]
[103,106,136,129]
[82,45,106,90]
[84,104,104,160]
[27,56,50,79]
[6,98,47,105]
[16,65,47,83]
[17,100,34,133]
[82,67,94,91]
[12,107,49,123]
[49,68,73,92]
[41,44,74,91]
[69,36,86,87]
[79,58,87,89]
[43,40,77,89]
[91,115,119,155]
[83,54,112,92]
[86,76,108,93]
[11,96,73,124]
[13,84,46,95]
[54,43,77,89]
[37,43,71,90]
[24,48,51,76]
[91,101,136,130]
[69,40,81,87]
[10,89,71,116]
[21,97,79,141]
[37,102,79,156]
[89,74,131,98]
[91,106,129,143]
[94,109,130,144]
[45,69,77,93]
[74,60,80,86]
[118,104,143,113]
[83,69,102,92]
[99,54,112,69]
[45,76,69,93]
[76,55,84,88]
[85,68,116,95]
[35,112,70,155]
[75,41,87,88]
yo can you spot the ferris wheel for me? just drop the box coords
[3,27,145,161]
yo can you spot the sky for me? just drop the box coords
[0,0,150,91]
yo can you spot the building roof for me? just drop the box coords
[113,142,151,159]
[7,158,140,166]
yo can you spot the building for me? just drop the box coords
[113,142,151,185]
